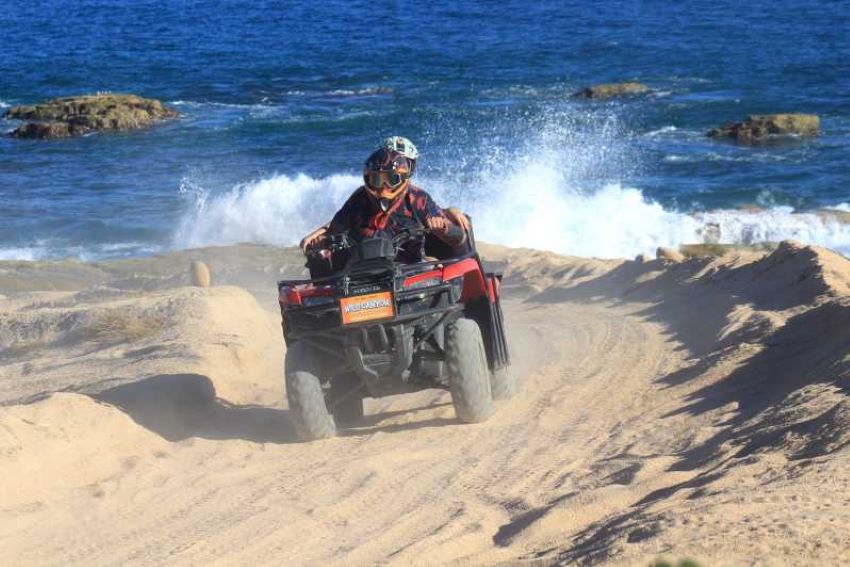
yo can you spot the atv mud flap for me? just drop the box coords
[464,280,510,371]
[490,294,510,369]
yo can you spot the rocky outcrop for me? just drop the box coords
[6,94,179,139]
[573,82,650,99]
[707,114,820,143]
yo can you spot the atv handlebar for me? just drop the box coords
[305,227,431,258]
[392,226,431,246]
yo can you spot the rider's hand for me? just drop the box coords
[426,216,449,235]
[444,207,470,231]
[300,227,327,253]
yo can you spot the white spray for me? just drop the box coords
[173,106,850,258]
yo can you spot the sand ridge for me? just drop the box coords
[1,241,849,565]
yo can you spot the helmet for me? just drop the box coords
[379,136,419,175]
[363,147,413,207]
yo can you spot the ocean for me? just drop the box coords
[1,0,849,260]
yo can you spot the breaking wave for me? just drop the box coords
[174,171,850,259]
[173,105,850,259]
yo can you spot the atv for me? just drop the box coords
[277,223,512,441]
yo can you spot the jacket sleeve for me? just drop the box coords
[327,188,361,235]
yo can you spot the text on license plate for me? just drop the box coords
[340,291,395,325]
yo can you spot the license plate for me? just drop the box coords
[340,291,395,325]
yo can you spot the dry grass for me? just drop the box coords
[89,309,168,343]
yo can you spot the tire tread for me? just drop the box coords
[446,318,493,423]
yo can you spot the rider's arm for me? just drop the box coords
[299,224,329,253]
[444,207,471,231]
[301,189,363,253]
[419,191,466,246]
[327,188,364,236]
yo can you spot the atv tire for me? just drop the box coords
[285,341,335,441]
[491,366,517,400]
[446,318,493,423]
[328,375,364,427]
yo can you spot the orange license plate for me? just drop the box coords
[340,291,395,325]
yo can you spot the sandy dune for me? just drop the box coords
[1,241,849,565]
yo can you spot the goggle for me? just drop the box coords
[365,170,407,191]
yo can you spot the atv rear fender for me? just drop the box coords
[442,257,490,302]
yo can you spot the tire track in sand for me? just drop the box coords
[1,298,687,566]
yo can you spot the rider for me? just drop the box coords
[300,136,468,262]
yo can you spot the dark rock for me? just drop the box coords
[707,114,820,143]
[573,82,650,99]
[10,122,83,139]
[6,94,179,139]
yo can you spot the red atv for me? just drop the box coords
[278,225,513,441]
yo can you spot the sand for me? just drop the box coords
[1,241,849,565]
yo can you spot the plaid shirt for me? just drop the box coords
[328,185,463,262]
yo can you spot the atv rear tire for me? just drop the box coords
[491,366,517,400]
[446,318,493,423]
[285,342,335,441]
[328,375,364,427]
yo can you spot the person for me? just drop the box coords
[300,136,469,262]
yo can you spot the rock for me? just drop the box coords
[656,247,685,262]
[573,82,650,99]
[9,121,88,139]
[634,253,652,263]
[6,94,179,139]
[190,261,211,288]
[707,114,820,143]
[774,239,806,255]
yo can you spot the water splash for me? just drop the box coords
[173,105,850,258]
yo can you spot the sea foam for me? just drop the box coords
[173,170,850,258]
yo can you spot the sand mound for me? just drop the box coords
[508,241,850,563]
[0,393,168,509]
[0,285,283,406]
[0,284,285,513]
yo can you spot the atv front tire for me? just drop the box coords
[446,318,493,423]
[285,341,336,441]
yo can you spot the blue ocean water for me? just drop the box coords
[1,0,849,260]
